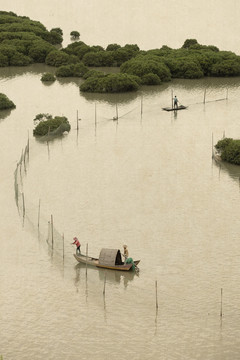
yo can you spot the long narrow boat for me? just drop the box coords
[162,105,187,112]
[74,248,140,271]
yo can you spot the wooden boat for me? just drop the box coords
[162,105,187,111]
[74,248,140,271]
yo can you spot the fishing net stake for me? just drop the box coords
[155,280,158,309]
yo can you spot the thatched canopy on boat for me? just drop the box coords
[99,248,123,266]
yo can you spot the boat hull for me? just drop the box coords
[73,254,140,271]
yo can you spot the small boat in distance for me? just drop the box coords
[74,248,140,271]
[162,105,187,111]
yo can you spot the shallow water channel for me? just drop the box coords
[1,63,240,359]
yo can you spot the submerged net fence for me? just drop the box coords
[14,136,71,267]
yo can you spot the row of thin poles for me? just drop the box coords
[76,88,229,130]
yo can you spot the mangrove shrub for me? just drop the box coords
[33,113,71,136]
[0,93,16,110]
[41,73,56,82]
[80,73,140,93]
[120,55,171,82]
[215,138,240,165]
[56,62,88,77]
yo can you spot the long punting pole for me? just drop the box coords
[155,280,158,309]
[116,104,118,120]
[171,89,173,109]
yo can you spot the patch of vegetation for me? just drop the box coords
[0,11,62,66]
[215,138,240,165]
[56,62,88,77]
[70,31,80,39]
[80,73,140,93]
[0,93,16,110]
[33,113,71,136]
[41,73,56,82]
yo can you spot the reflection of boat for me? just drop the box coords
[162,105,187,111]
[74,248,140,271]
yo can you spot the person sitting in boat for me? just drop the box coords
[173,95,179,109]
[72,237,81,254]
[123,245,129,263]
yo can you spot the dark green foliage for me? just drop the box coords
[0,93,16,110]
[50,27,63,36]
[45,50,78,67]
[83,69,105,79]
[106,43,121,51]
[28,40,54,62]
[82,51,114,66]
[80,73,140,93]
[0,11,62,67]
[215,138,240,165]
[164,57,204,78]
[211,59,240,76]
[142,73,161,85]
[33,114,70,136]
[70,31,80,39]
[182,39,199,49]
[0,44,32,66]
[120,55,171,82]
[56,62,88,77]
[41,73,56,82]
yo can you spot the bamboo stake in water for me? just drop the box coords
[103,273,106,296]
[220,288,223,317]
[85,243,88,275]
[155,280,158,309]
[212,132,214,157]
[226,88,228,100]
[62,233,65,260]
[51,214,54,248]
[203,88,206,104]
[77,110,79,131]
[37,199,41,229]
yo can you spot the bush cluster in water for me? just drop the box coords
[1,12,240,92]
[215,138,240,165]
[33,113,70,136]
[0,93,16,110]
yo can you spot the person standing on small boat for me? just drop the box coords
[72,237,81,254]
[173,95,179,109]
[123,245,129,263]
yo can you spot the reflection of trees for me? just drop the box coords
[0,108,13,120]
[213,156,240,183]
[0,64,56,80]
[80,90,139,105]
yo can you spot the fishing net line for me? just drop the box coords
[14,138,72,268]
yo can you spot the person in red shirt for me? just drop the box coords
[72,237,81,254]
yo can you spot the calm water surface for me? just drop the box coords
[1,2,240,360]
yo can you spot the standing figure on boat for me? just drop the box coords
[72,237,81,254]
[123,245,129,263]
[173,95,179,109]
